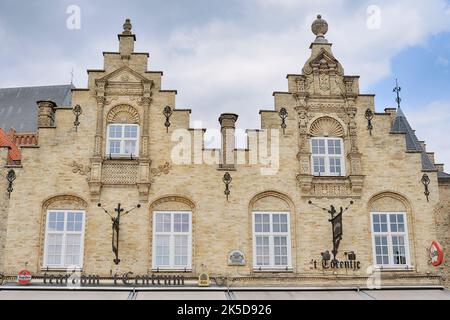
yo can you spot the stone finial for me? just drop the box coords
[311,14,328,43]
[123,18,132,35]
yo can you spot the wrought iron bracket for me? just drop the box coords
[163,106,173,133]
[421,174,431,202]
[365,108,374,135]
[223,172,232,201]
[6,169,16,199]
[279,108,288,134]
[73,105,82,132]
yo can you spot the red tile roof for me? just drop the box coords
[0,128,21,164]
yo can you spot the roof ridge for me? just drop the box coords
[0,84,73,91]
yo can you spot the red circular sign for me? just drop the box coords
[17,270,32,285]
[429,241,444,267]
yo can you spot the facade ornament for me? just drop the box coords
[71,161,91,176]
[311,14,328,43]
[151,162,172,178]
[123,19,132,35]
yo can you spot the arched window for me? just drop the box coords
[309,117,345,176]
[150,196,195,271]
[42,195,87,269]
[369,193,412,269]
[106,104,141,158]
[249,191,294,271]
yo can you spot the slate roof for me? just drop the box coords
[438,171,450,180]
[0,85,73,133]
[391,107,436,171]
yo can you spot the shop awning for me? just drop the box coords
[1,288,449,300]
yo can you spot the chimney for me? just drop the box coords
[119,19,136,58]
[37,101,57,128]
[219,114,238,169]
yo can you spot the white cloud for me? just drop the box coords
[406,100,450,168]
[0,0,449,165]
[146,0,450,130]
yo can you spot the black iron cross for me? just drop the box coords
[328,205,344,262]
[309,200,354,262]
[98,203,141,265]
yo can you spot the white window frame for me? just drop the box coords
[252,211,292,271]
[370,212,412,269]
[106,123,140,157]
[43,210,86,270]
[152,211,193,271]
[310,137,345,177]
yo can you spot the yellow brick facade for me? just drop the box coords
[1,17,447,288]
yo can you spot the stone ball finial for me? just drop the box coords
[311,14,328,43]
[123,19,132,34]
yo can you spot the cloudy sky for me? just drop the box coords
[0,0,449,166]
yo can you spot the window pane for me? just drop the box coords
[329,157,342,175]
[255,214,270,233]
[109,141,121,154]
[174,213,190,233]
[65,234,82,266]
[255,236,270,266]
[124,141,136,155]
[155,235,170,266]
[174,235,189,266]
[328,140,342,155]
[374,235,389,266]
[274,236,288,266]
[272,214,288,233]
[312,139,326,155]
[124,125,138,138]
[155,213,171,233]
[392,235,407,265]
[313,157,326,175]
[109,125,123,138]
[46,234,63,265]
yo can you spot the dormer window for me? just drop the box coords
[106,124,140,157]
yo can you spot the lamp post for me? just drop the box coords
[98,203,141,265]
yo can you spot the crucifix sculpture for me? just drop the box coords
[98,203,141,265]
[309,200,354,262]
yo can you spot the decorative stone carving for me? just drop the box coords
[297,175,363,199]
[319,73,331,91]
[150,196,196,210]
[151,162,172,178]
[43,195,88,210]
[311,15,329,43]
[310,116,345,137]
[102,161,139,185]
[71,161,91,176]
[106,104,140,124]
